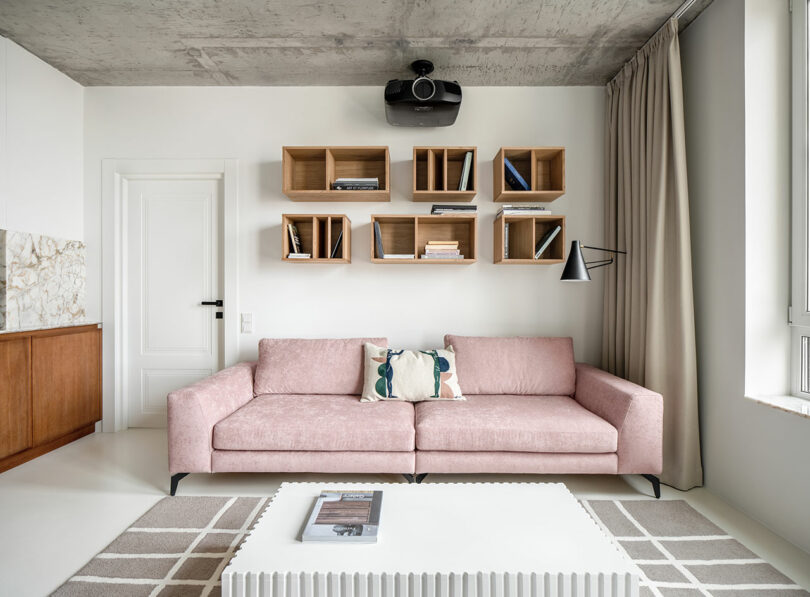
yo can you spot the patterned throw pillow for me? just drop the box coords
[361,343,465,402]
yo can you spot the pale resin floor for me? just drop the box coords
[0,430,808,597]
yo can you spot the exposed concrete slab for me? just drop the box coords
[0,0,713,86]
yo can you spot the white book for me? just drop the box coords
[458,151,473,191]
[287,253,312,259]
[383,254,415,259]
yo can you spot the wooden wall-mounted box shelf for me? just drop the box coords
[282,214,351,263]
[371,214,477,264]
[494,214,566,264]
[282,146,390,201]
[493,147,565,202]
[413,146,477,202]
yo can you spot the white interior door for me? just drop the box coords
[126,176,223,428]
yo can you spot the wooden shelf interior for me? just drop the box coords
[372,215,477,263]
[413,147,476,201]
[283,214,351,262]
[494,214,565,263]
[493,147,565,202]
[282,147,390,201]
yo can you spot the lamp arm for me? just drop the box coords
[581,245,627,255]
[585,258,614,271]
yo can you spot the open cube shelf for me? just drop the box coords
[282,146,390,201]
[494,214,565,264]
[282,214,351,263]
[371,214,477,264]
[413,146,477,202]
[493,147,565,202]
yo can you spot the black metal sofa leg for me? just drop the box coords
[170,473,189,496]
[403,473,428,484]
[642,474,661,499]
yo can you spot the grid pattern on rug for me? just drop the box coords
[52,496,268,597]
[582,500,809,597]
[53,497,808,597]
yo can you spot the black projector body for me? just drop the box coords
[384,60,462,127]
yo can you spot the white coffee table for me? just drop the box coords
[222,482,639,597]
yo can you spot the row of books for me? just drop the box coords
[430,204,477,215]
[422,240,463,260]
[331,177,379,191]
[504,223,561,260]
[287,223,343,259]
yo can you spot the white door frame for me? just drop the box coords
[101,159,239,432]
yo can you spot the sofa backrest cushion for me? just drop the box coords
[254,337,388,395]
[444,335,576,395]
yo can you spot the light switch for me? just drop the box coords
[241,313,253,334]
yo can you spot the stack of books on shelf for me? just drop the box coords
[331,177,379,191]
[497,205,551,217]
[422,240,463,260]
[287,223,311,259]
[430,204,477,215]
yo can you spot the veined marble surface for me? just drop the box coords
[0,229,86,331]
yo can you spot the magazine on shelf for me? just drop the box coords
[287,224,302,254]
[302,490,383,543]
[373,221,385,258]
[330,230,343,259]
[458,151,473,191]
[534,225,561,259]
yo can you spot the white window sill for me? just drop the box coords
[746,394,810,419]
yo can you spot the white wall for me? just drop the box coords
[84,86,606,372]
[682,0,810,553]
[0,38,83,240]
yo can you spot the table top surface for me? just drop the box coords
[224,482,638,576]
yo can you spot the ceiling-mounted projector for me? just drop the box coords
[385,60,461,127]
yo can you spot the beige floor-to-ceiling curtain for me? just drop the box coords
[604,19,703,490]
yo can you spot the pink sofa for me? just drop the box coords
[167,336,663,496]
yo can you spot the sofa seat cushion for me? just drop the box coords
[415,395,617,453]
[213,394,415,452]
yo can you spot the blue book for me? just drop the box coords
[374,221,385,259]
[503,157,530,191]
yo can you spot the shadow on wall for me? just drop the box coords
[258,225,283,265]
[258,161,281,201]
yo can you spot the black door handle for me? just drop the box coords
[201,300,223,307]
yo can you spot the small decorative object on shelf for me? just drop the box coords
[372,214,477,264]
[282,214,351,263]
[282,146,390,201]
[493,147,565,202]
[494,214,565,264]
[413,146,477,202]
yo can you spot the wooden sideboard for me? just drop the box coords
[0,324,102,473]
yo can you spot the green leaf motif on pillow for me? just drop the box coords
[375,362,387,397]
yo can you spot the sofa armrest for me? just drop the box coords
[168,361,256,474]
[574,363,663,474]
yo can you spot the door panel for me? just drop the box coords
[0,338,31,459]
[32,330,101,444]
[127,177,222,427]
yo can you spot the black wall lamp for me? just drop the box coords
[560,241,627,281]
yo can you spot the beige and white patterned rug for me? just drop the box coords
[53,497,808,597]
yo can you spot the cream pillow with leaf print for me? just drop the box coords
[361,342,465,402]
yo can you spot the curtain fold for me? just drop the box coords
[604,19,703,490]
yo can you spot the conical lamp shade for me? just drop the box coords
[560,241,591,281]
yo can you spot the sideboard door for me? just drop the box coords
[0,338,32,459]
[32,329,102,445]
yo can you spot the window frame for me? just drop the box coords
[790,0,810,397]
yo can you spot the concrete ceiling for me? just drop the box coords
[0,0,712,86]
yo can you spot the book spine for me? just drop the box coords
[374,221,385,259]
[458,151,472,191]
[505,222,510,259]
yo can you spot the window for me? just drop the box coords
[791,0,810,397]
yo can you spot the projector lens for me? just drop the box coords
[412,77,436,101]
